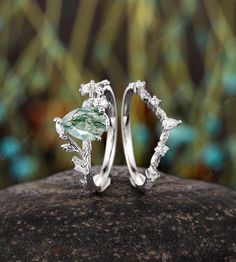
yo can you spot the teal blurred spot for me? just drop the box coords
[205,117,222,134]
[10,155,38,181]
[0,102,6,123]
[218,52,226,63]
[162,149,175,165]
[155,124,162,136]
[202,144,224,169]
[0,17,5,32]
[224,74,236,94]
[225,136,236,155]
[203,72,210,86]
[0,136,20,159]
[232,181,236,191]
[0,59,8,72]
[8,75,22,89]
[195,29,207,52]
[168,124,196,148]
[95,42,110,60]
[133,123,150,148]
[32,71,47,89]
[49,43,63,59]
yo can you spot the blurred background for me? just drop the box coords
[0,0,236,190]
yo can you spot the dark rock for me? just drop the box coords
[0,166,236,261]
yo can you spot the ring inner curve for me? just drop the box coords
[92,86,118,190]
[121,86,146,187]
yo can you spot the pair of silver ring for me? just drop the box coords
[54,80,182,192]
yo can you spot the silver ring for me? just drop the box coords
[121,80,182,190]
[54,80,117,192]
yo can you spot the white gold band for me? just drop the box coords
[121,80,182,190]
[90,84,118,192]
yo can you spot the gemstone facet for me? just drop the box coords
[154,145,169,156]
[61,107,109,141]
[162,117,182,130]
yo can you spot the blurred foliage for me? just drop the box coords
[0,0,236,190]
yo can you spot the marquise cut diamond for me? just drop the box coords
[79,81,104,96]
[162,118,182,130]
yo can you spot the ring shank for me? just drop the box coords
[121,86,146,187]
[92,85,118,191]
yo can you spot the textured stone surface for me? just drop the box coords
[0,166,236,261]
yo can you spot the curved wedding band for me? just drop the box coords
[54,80,117,192]
[121,80,182,190]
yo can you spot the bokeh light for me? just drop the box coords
[0,0,235,190]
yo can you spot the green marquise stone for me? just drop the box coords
[61,107,108,141]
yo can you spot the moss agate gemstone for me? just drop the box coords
[61,107,109,141]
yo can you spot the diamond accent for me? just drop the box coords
[140,90,151,100]
[61,143,76,152]
[162,118,182,130]
[148,96,161,112]
[132,80,145,94]
[155,145,169,156]
[149,96,161,107]
[54,118,65,136]
[79,80,105,97]
[157,109,167,121]
[145,166,160,188]
[83,96,110,110]
[72,156,89,181]
[130,80,182,189]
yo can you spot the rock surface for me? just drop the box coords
[0,166,236,261]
